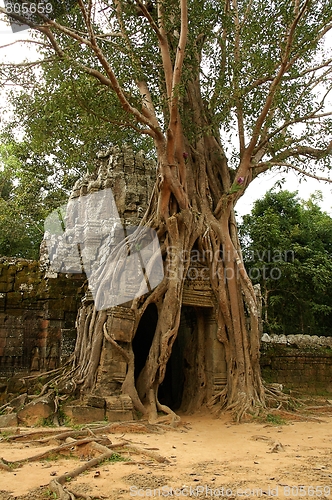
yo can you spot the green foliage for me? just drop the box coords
[0,430,14,440]
[265,413,287,426]
[239,189,332,336]
[39,415,56,427]
[0,141,74,258]
[0,0,331,257]
[43,489,58,499]
[101,452,127,463]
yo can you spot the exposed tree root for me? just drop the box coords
[207,382,301,422]
[49,441,128,500]
[2,428,64,442]
[266,408,328,423]
[0,458,12,472]
[10,437,112,464]
[264,383,300,411]
[124,443,170,463]
[49,438,168,500]
[0,428,171,500]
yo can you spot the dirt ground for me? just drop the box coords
[1,403,332,500]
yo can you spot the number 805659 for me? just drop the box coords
[283,486,330,497]
[5,2,53,15]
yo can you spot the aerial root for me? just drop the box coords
[156,400,181,427]
[206,387,228,413]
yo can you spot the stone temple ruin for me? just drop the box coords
[43,145,229,418]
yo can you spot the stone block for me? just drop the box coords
[105,394,133,411]
[0,413,18,428]
[3,346,23,356]
[6,292,23,306]
[105,394,134,421]
[84,395,106,408]
[106,409,133,422]
[106,307,135,342]
[64,405,105,425]
[17,397,55,426]
[7,377,26,394]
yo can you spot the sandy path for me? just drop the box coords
[0,411,332,499]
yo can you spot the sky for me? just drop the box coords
[236,168,332,219]
[0,13,332,219]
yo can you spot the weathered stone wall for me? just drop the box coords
[260,334,332,394]
[0,146,156,409]
[0,258,85,379]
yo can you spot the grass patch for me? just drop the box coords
[0,430,14,440]
[101,452,128,464]
[43,489,58,499]
[37,416,56,427]
[42,452,79,462]
[266,413,287,425]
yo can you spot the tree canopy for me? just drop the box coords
[1,0,332,257]
[1,0,332,181]
[240,189,332,336]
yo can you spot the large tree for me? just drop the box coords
[0,141,80,258]
[240,189,332,337]
[1,0,332,421]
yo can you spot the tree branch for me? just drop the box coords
[168,0,188,138]
[254,161,332,183]
[232,0,245,156]
[243,0,311,162]
[70,82,155,136]
[135,0,162,39]
[156,0,174,102]
[0,3,163,137]
[112,0,160,130]
[254,104,332,158]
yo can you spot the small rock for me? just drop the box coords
[261,333,271,342]
[17,397,55,426]
[0,413,18,428]
[65,437,77,444]
[270,442,285,453]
